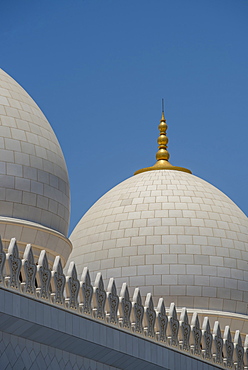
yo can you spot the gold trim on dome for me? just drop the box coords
[134,109,192,175]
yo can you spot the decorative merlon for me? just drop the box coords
[0,236,248,369]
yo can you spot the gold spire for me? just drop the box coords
[134,109,192,175]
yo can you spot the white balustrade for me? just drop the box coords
[0,237,247,369]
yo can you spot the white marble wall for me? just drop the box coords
[0,331,117,370]
[0,287,224,370]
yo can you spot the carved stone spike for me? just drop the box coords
[190,312,202,356]
[0,236,6,283]
[144,293,156,338]
[233,330,244,370]
[179,308,190,351]
[223,326,234,369]
[79,267,93,315]
[244,335,248,369]
[21,244,37,295]
[5,238,21,289]
[212,321,223,365]
[65,262,80,309]
[50,256,65,305]
[36,250,51,300]
[201,317,212,360]
[167,302,179,346]
[155,298,168,343]
[93,273,106,320]
[131,288,144,334]
[106,278,119,325]
[119,283,131,329]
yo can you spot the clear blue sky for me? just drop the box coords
[1,0,247,235]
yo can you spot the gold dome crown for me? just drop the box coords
[134,105,191,175]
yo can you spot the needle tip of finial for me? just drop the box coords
[161,99,165,120]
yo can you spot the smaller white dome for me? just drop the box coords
[0,69,70,235]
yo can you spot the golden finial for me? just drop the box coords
[134,101,192,175]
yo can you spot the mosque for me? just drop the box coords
[0,68,247,369]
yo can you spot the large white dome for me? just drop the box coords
[0,69,70,236]
[69,169,248,315]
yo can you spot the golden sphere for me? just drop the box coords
[158,122,167,132]
[156,149,170,161]
[157,135,168,145]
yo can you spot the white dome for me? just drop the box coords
[0,69,70,235]
[69,170,248,315]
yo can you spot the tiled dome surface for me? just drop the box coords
[0,69,70,235]
[69,170,248,314]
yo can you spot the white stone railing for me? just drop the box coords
[0,237,247,370]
